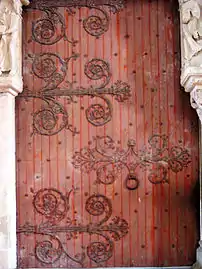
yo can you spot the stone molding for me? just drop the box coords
[174,0,202,266]
[0,1,29,269]
[179,0,202,123]
[0,0,29,96]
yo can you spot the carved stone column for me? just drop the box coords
[179,0,202,268]
[180,0,202,121]
[0,0,29,268]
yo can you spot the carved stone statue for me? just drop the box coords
[181,0,202,64]
[21,0,30,5]
[0,0,22,75]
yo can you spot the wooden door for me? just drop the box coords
[16,0,199,267]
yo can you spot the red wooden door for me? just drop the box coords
[16,0,199,267]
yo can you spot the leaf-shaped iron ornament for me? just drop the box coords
[72,134,192,190]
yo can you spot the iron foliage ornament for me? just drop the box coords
[27,0,125,11]
[17,188,129,266]
[72,134,192,190]
[26,0,125,42]
[21,53,131,135]
[32,8,77,45]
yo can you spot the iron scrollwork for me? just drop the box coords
[33,188,72,222]
[84,58,111,88]
[72,134,192,190]
[82,7,109,37]
[28,0,125,12]
[32,8,77,45]
[27,95,78,136]
[28,1,125,43]
[31,52,79,91]
[17,188,129,265]
[21,53,131,135]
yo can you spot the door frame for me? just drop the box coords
[0,0,201,268]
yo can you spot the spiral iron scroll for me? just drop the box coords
[84,58,111,88]
[17,189,129,265]
[32,52,79,91]
[83,7,110,37]
[35,236,63,264]
[32,8,77,45]
[30,96,78,136]
[33,188,72,223]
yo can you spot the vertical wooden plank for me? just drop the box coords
[142,0,153,265]
[158,0,168,266]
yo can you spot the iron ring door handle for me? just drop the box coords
[125,174,139,190]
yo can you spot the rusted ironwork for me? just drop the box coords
[27,0,125,12]
[84,58,111,88]
[72,134,192,190]
[20,54,131,135]
[17,189,129,265]
[31,52,79,91]
[82,7,109,37]
[32,8,77,45]
[25,95,79,136]
[26,1,125,41]
[33,188,72,223]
